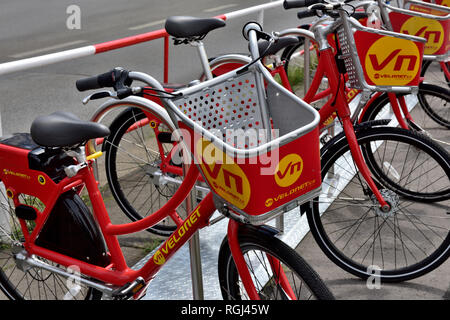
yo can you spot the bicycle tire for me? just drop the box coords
[360,83,450,130]
[307,125,450,282]
[421,59,449,89]
[417,83,450,129]
[218,224,334,300]
[103,106,183,237]
[0,184,102,300]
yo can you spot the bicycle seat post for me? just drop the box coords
[192,40,213,80]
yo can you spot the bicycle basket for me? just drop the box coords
[388,10,449,57]
[168,63,321,224]
[337,21,425,90]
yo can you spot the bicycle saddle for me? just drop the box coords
[30,111,110,148]
[258,36,300,57]
[165,16,225,38]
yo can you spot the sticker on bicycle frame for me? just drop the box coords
[400,17,444,55]
[195,139,251,209]
[153,250,165,265]
[405,0,449,16]
[274,153,304,188]
[363,36,421,86]
[3,169,31,180]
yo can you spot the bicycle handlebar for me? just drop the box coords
[297,10,317,19]
[76,67,131,92]
[283,0,322,9]
[76,70,117,91]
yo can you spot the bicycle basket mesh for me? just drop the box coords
[169,65,322,223]
[337,26,362,89]
[172,71,267,149]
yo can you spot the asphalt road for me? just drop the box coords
[0,0,301,135]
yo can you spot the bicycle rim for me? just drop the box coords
[421,60,450,89]
[308,126,450,281]
[218,226,334,300]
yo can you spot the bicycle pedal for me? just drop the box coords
[112,277,146,299]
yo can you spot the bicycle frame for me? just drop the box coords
[271,28,395,207]
[275,24,430,131]
[1,127,293,300]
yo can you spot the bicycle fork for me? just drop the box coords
[227,220,295,300]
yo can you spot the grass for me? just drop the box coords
[142,239,164,255]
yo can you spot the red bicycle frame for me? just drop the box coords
[2,138,293,299]
[271,58,421,132]
[268,45,390,208]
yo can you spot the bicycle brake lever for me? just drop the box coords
[82,90,117,105]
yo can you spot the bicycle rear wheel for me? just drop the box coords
[421,60,449,89]
[218,224,334,300]
[0,185,102,300]
[360,83,450,132]
[103,107,186,237]
[308,125,450,282]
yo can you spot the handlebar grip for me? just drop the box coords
[352,11,369,20]
[76,70,116,92]
[283,0,322,9]
[297,10,317,19]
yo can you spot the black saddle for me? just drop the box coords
[165,16,225,38]
[30,111,110,148]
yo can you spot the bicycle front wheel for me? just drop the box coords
[218,224,334,300]
[308,125,450,282]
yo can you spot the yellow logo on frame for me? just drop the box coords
[153,250,165,265]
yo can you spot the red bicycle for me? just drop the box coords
[273,0,450,282]
[0,23,335,300]
[86,5,450,282]
[399,0,450,88]
[278,0,450,138]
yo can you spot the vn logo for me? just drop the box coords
[400,17,444,55]
[275,154,303,188]
[369,49,417,72]
[364,36,420,86]
[196,139,250,209]
[153,250,165,265]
